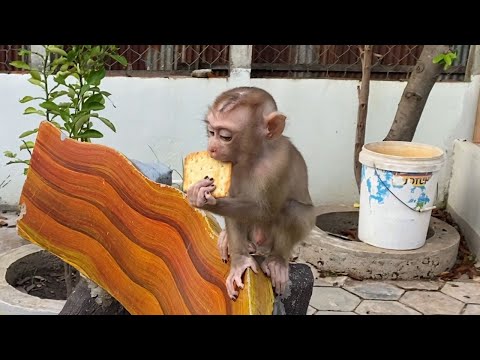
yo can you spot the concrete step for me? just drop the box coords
[297,205,460,280]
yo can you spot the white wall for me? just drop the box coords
[447,140,480,258]
[1,74,478,208]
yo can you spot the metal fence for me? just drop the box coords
[0,44,471,82]
[105,45,230,76]
[251,45,470,81]
[0,45,29,72]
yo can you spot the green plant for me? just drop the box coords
[3,45,127,297]
[4,45,127,174]
[433,50,457,70]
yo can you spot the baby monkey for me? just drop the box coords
[187,86,315,299]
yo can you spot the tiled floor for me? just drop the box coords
[2,210,479,315]
[306,271,480,315]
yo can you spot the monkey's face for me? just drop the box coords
[205,107,262,164]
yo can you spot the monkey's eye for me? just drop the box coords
[220,135,232,142]
[207,130,214,137]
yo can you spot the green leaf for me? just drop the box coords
[18,49,32,57]
[40,101,60,112]
[20,141,35,150]
[433,54,444,64]
[101,91,112,97]
[96,116,116,132]
[57,71,71,77]
[9,61,31,70]
[86,68,106,85]
[24,107,38,114]
[60,110,70,123]
[50,64,59,74]
[50,90,69,99]
[30,70,41,81]
[55,75,66,85]
[36,110,46,116]
[73,114,91,135]
[3,151,17,158]
[24,168,29,175]
[67,49,76,61]
[19,129,38,138]
[19,96,34,103]
[91,46,101,57]
[57,102,71,108]
[109,54,128,67]
[47,46,68,57]
[51,121,62,129]
[79,84,90,97]
[75,129,104,139]
[51,57,67,66]
[82,102,105,112]
[445,56,452,67]
[60,63,70,71]
[28,78,45,89]
[85,94,103,104]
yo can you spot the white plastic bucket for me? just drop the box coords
[358,141,445,250]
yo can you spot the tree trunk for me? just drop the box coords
[383,45,450,141]
[59,277,130,315]
[354,45,373,191]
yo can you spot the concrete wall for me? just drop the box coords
[1,74,479,208]
[447,140,480,258]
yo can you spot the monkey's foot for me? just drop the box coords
[218,230,228,263]
[261,255,289,295]
[226,255,259,300]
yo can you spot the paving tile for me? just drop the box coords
[441,281,480,304]
[462,304,480,315]
[310,287,361,312]
[389,280,443,291]
[307,306,317,315]
[315,311,357,315]
[400,291,464,315]
[315,276,348,287]
[343,279,405,300]
[355,300,421,315]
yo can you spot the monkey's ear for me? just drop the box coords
[265,112,286,139]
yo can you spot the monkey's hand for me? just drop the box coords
[226,254,259,300]
[186,177,217,208]
[261,255,289,296]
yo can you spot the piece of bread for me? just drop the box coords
[183,151,232,198]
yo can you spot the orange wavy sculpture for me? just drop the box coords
[17,121,274,315]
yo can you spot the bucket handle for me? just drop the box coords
[373,164,437,213]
